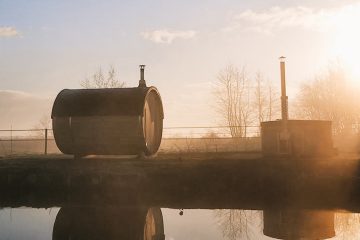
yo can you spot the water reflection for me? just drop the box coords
[214,209,360,240]
[263,210,335,239]
[335,213,360,239]
[1,207,360,239]
[214,210,262,239]
[214,210,336,239]
[52,207,165,240]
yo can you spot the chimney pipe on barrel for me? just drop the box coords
[139,65,146,87]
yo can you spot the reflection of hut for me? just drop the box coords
[52,207,165,240]
[51,66,163,157]
[261,58,335,158]
[263,210,335,239]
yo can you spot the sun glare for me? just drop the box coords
[329,4,360,87]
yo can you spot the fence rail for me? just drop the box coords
[0,128,53,156]
[0,126,261,156]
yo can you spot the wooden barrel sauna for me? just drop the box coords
[51,86,163,156]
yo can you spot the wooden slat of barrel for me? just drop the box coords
[52,117,73,154]
[71,116,143,155]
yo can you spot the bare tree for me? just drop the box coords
[81,65,125,88]
[335,213,360,239]
[267,81,280,121]
[214,209,262,240]
[295,63,360,135]
[214,65,279,138]
[202,131,219,152]
[32,115,51,137]
[253,72,266,123]
[214,65,253,137]
[252,72,280,124]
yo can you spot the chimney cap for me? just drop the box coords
[138,64,146,87]
[279,56,286,62]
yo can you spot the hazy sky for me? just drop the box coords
[1,0,360,128]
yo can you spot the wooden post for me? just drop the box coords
[280,57,288,122]
[44,128,48,155]
[10,126,12,155]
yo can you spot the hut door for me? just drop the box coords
[143,100,155,151]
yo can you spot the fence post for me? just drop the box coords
[44,128,48,155]
[10,126,12,155]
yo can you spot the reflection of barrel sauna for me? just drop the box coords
[52,207,165,240]
[263,210,335,239]
[144,208,165,240]
[51,87,163,156]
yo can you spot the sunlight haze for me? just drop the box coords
[1,0,360,128]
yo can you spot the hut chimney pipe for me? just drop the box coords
[278,56,290,154]
[279,57,288,121]
[139,65,146,87]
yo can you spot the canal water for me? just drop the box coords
[0,207,360,239]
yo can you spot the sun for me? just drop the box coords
[329,4,360,87]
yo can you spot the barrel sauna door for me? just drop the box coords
[143,90,163,154]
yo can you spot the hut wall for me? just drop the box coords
[261,120,334,157]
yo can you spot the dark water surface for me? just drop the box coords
[1,154,360,239]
